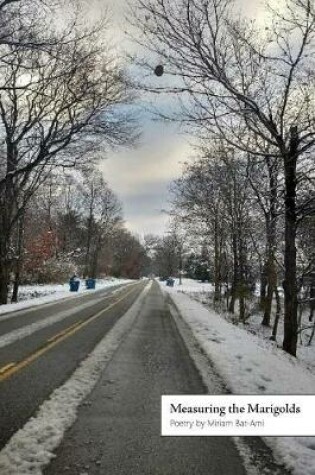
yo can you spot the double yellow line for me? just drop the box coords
[0,284,140,383]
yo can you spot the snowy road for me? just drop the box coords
[44,281,247,475]
[0,281,145,450]
[0,281,291,474]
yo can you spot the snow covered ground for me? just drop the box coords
[163,279,315,475]
[166,278,315,374]
[0,278,133,317]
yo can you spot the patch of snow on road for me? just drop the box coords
[165,286,315,475]
[0,278,133,319]
[0,282,151,475]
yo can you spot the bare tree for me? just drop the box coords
[80,170,122,279]
[171,149,254,321]
[246,153,281,327]
[132,0,315,356]
[111,227,149,279]
[171,157,226,302]
[0,2,135,304]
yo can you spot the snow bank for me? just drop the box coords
[162,277,214,294]
[167,278,315,376]
[0,278,133,318]
[166,287,315,475]
[0,282,151,475]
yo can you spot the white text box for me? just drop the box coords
[161,395,315,436]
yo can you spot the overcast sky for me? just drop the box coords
[97,0,265,237]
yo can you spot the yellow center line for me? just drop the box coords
[0,363,15,374]
[47,320,83,343]
[0,284,141,384]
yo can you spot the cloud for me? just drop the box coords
[96,0,265,236]
[125,214,170,237]
[100,135,189,194]
[99,123,191,235]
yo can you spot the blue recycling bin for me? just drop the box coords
[85,278,96,290]
[166,277,175,287]
[69,280,80,292]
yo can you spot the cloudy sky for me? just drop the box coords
[97,0,265,237]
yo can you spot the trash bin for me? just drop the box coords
[166,277,175,287]
[85,278,96,290]
[69,279,80,292]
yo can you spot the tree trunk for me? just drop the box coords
[0,213,11,306]
[262,156,278,327]
[11,214,25,303]
[238,244,246,323]
[11,269,20,303]
[282,127,298,357]
[228,231,238,313]
[270,285,281,341]
[0,259,9,305]
[239,294,246,323]
[262,281,273,326]
[178,243,183,285]
[228,287,235,313]
[262,252,276,327]
[228,256,237,314]
[0,142,18,305]
[259,266,267,311]
[91,244,99,279]
[307,322,315,346]
[84,211,93,278]
[213,212,220,302]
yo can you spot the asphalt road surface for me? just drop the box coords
[0,281,145,449]
[44,281,247,475]
[0,281,289,475]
